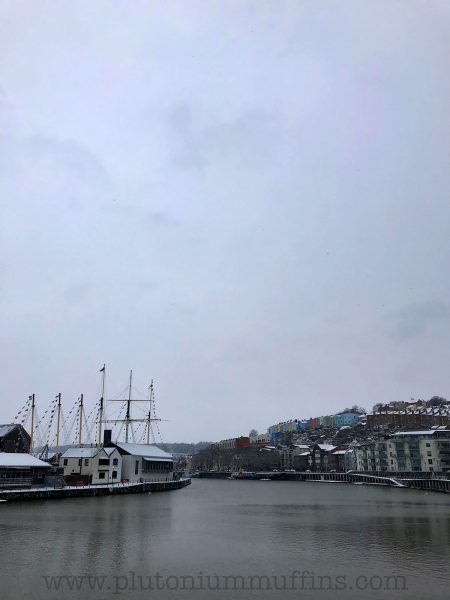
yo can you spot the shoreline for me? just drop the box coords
[0,477,191,503]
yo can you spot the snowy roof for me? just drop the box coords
[299,451,311,456]
[331,449,348,455]
[113,442,173,460]
[391,430,449,437]
[294,444,310,449]
[0,424,17,438]
[61,448,98,458]
[0,452,51,468]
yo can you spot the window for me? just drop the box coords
[426,443,431,447]
[63,459,68,466]
[427,451,432,457]
[98,472,105,479]
[428,459,433,465]
[135,460,139,475]
[78,459,82,466]
[113,458,118,466]
[112,471,118,479]
[84,459,89,466]
[99,459,110,466]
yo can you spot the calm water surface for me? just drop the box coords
[0,479,449,599]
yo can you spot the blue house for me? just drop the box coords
[334,412,360,427]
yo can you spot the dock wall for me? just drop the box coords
[0,478,191,503]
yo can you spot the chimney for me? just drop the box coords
[103,429,112,446]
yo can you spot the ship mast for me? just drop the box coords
[55,393,62,454]
[78,394,84,447]
[125,369,132,443]
[146,380,154,444]
[98,364,106,447]
[30,394,36,454]
[105,372,163,444]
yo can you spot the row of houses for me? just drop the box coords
[267,412,362,439]
[366,408,450,429]
[209,412,363,451]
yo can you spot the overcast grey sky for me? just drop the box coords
[1,1,449,443]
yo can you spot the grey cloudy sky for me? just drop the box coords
[1,1,449,443]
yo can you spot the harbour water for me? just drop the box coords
[0,479,449,599]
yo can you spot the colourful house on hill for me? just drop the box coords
[334,412,360,427]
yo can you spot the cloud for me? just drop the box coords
[387,302,450,341]
[166,104,281,171]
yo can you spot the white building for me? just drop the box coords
[111,442,174,483]
[60,448,98,480]
[60,447,123,484]
[91,447,122,484]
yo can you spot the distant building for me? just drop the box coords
[334,412,360,427]
[355,429,450,473]
[0,424,31,453]
[209,437,250,450]
[0,452,50,489]
[249,432,271,445]
[367,407,450,429]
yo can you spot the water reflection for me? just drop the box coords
[0,480,449,599]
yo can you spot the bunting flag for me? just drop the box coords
[99,365,105,372]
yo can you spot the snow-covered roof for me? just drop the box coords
[0,452,51,468]
[0,424,17,438]
[317,444,337,451]
[294,444,310,448]
[113,442,173,460]
[331,449,348,455]
[61,448,98,458]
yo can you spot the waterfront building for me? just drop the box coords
[329,449,345,470]
[0,424,31,453]
[60,447,98,484]
[308,443,337,471]
[355,429,450,473]
[110,442,174,483]
[0,452,51,489]
[91,447,122,484]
